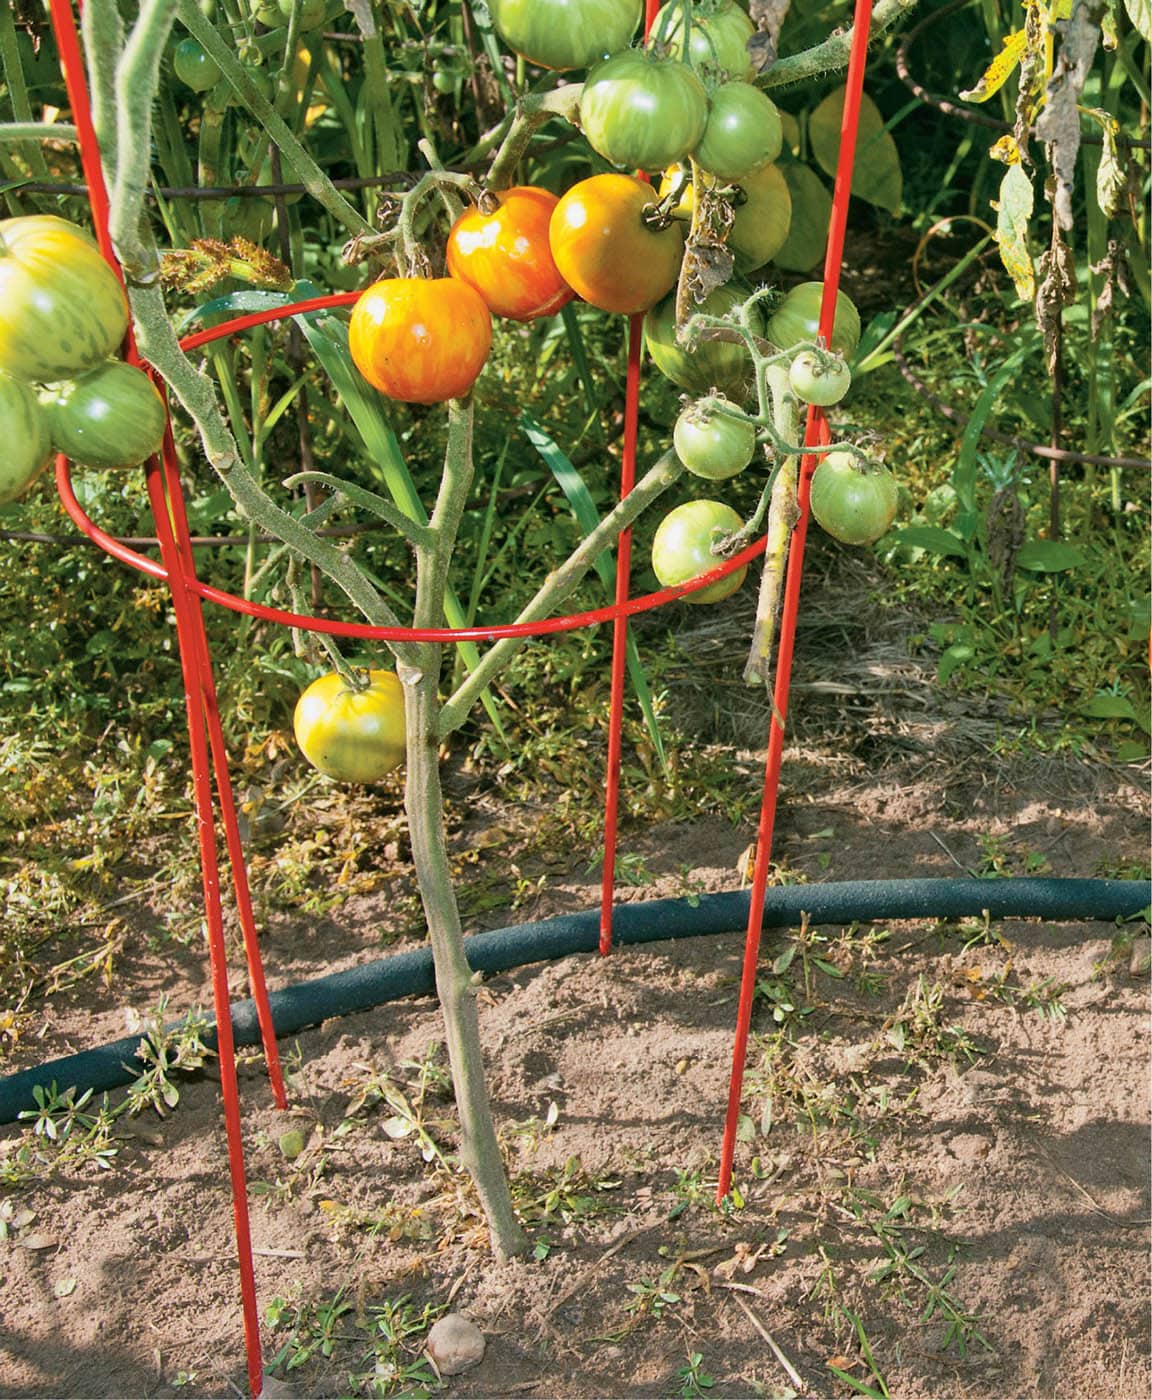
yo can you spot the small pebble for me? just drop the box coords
[426,1313,486,1376]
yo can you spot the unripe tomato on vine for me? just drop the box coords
[767,282,862,356]
[659,163,792,272]
[46,360,167,469]
[651,499,747,604]
[693,82,783,182]
[349,278,493,404]
[808,451,898,546]
[293,670,406,784]
[673,399,757,481]
[788,350,852,406]
[488,0,642,71]
[650,0,756,79]
[549,174,685,316]
[579,50,709,173]
[446,187,574,322]
[0,372,51,503]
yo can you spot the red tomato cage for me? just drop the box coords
[44,0,875,1390]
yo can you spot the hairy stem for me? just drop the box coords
[761,0,921,90]
[438,450,684,737]
[401,400,528,1261]
[485,85,583,190]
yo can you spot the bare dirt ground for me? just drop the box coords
[1,558,1149,1400]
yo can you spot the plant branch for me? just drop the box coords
[438,450,684,737]
[484,85,583,190]
[761,0,921,89]
[284,471,433,549]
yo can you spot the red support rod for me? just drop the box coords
[716,0,876,1203]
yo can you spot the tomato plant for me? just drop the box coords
[46,360,167,469]
[446,187,574,322]
[349,278,493,404]
[788,350,852,405]
[275,0,327,30]
[767,282,861,356]
[644,281,758,400]
[172,37,222,91]
[651,0,755,79]
[549,174,684,315]
[0,372,51,503]
[579,50,709,173]
[0,216,129,384]
[293,669,406,783]
[673,399,757,480]
[693,82,783,182]
[651,498,747,603]
[488,0,642,71]
[808,451,898,545]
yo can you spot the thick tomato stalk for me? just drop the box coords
[446,187,574,322]
[349,277,493,404]
[293,670,406,783]
[549,173,684,316]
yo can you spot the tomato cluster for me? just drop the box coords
[0,216,166,504]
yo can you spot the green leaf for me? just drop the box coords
[520,412,667,772]
[938,642,975,685]
[994,161,1035,302]
[772,162,832,272]
[1125,0,1152,41]
[809,89,902,216]
[1082,695,1151,734]
[1014,540,1085,572]
[890,525,968,558]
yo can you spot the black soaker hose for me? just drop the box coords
[1,876,1146,1125]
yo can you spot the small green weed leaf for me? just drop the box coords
[1014,540,1085,572]
[1081,695,1139,722]
[891,525,967,558]
[938,643,976,685]
[810,89,902,215]
[736,1113,757,1142]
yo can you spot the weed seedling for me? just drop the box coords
[676,1350,716,1398]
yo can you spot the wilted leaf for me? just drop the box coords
[959,29,1028,103]
[1083,107,1127,218]
[382,1115,414,1139]
[1035,6,1103,230]
[1035,227,1077,373]
[747,0,791,72]
[993,162,1036,301]
[53,1278,77,1299]
[809,89,902,215]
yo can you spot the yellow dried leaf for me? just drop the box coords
[960,29,1029,103]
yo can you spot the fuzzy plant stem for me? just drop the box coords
[399,399,528,1262]
[760,0,921,89]
[438,450,684,737]
[743,364,802,688]
[484,85,583,190]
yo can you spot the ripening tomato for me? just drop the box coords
[659,163,792,272]
[0,372,51,503]
[650,0,756,78]
[693,82,783,182]
[446,187,574,322]
[349,278,493,404]
[579,50,708,173]
[549,174,684,316]
[46,360,167,469]
[0,216,129,384]
[651,499,747,604]
[788,349,852,405]
[293,669,406,783]
[489,0,642,70]
[808,451,898,545]
[766,281,861,355]
[673,399,757,480]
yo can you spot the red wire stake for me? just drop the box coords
[716,0,876,1203]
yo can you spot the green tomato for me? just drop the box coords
[651,499,747,604]
[172,37,222,91]
[489,0,642,71]
[808,451,897,545]
[673,399,757,480]
[693,82,783,182]
[651,0,755,79]
[580,50,708,173]
[293,670,406,783]
[788,350,852,405]
[46,360,167,469]
[644,282,760,402]
[767,281,861,355]
[0,373,52,503]
[276,0,328,30]
[0,216,129,384]
[659,163,792,272]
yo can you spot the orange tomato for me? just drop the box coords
[548,173,684,316]
[446,186,574,322]
[349,277,492,404]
